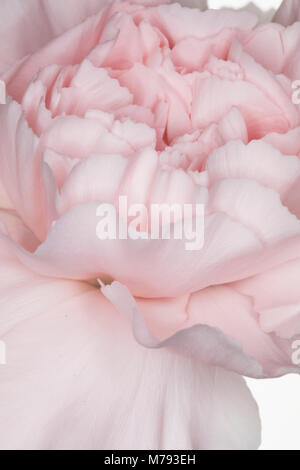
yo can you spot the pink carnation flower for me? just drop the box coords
[0,0,299,450]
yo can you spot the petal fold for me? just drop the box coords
[0,240,261,450]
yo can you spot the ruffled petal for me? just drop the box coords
[191,75,291,140]
[3,1,171,102]
[4,3,112,101]
[243,23,290,74]
[0,0,114,76]
[154,3,257,44]
[0,200,256,298]
[102,281,263,378]
[232,259,300,372]
[206,140,300,197]
[5,194,300,299]
[1,129,299,297]
[208,178,300,245]
[0,99,57,239]
[185,284,300,378]
[106,275,299,379]
[263,127,300,156]
[228,39,299,129]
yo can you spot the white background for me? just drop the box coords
[208,0,282,11]
[246,376,300,450]
[207,0,300,451]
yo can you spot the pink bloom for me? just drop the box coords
[0,0,300,450]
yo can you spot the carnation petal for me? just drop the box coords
[206,140,300,197]
[4,4,111,101]
[263,127,300,156]
[156,3,257,44]
[0,0,113,76]
[273,0,300,26]
[185,283,300,377]
[208,178,300,245]
[0,99,57,240]
[192,76,290,140]
[0,242,261,450]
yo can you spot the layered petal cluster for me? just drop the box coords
[0,0,300,450]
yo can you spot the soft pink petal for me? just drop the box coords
[0,0,113,76]
[58,153,129,215]
[263,127,300,156]
[102,281,263,378]
[206,140,300,197]
[0,200,262,297]
[185,284,300,378]
[273,0,300,26]
[4,1,172,102]
[43,149,79,190]
[168,108,248,172]
[94,11,144,69]
[0,243,260,450]
[229,39,299,129]
[233,258,300,312]
[232,260,300,354]
[53,60,133,118]
[243,22,300,79]
[58,147,203,216]
[21,79,52,136]
[208,178,300,245]
[0,210,39,252]
[4,4,112,101]
[2,136,299,297]
[119,63,191,143]
[39,113,155,167]
[259,304,300,340]
[153,3,257,44]
[191,75,290,140]
[0,180,13,211]
[171,29,236,72]
[0,99,57,239]
[283,176,300,218]
[6,196,300,299]
[243,24,288,74]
